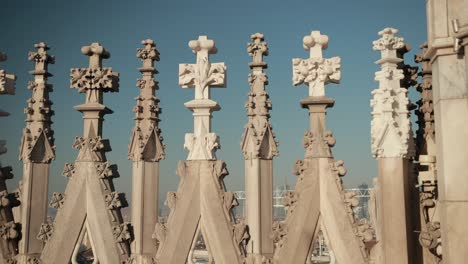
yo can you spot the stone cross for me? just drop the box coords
[372,28,405,60]
[179,36,226,100]
[28,42,55,74]
[70,43,119,105]
[247,33,268,68]
[179,36,226,160]
[292,31,341,97]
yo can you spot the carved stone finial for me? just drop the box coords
[70,43,119,103]
[129,39,165,162]
[303,31,329,58]
[137,39,160,70]
[372,28,406,62]
[241,33,279,160]
[373,28,405,50]
[247,33,268,67]
[28,42,55,74]
[371,28,415,159]
[81,42,110,68]
[180,36,226,160]
[179,35,226,100]
[292,31,341,97]
[20,42,56,163]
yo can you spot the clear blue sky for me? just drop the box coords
[0,0,427,201]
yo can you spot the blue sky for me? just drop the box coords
[0,0,427,200]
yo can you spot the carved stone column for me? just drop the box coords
[425,1,468,262]
[41,43,130,264]
[155,36,246,264]
[0,52,19,264]
[241,33,278,264]
[371,28,416,264]
[128,39,165,264]
[273,31,370,264]
[15,43,56,264]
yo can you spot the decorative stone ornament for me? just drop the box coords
[241,33,277,263]
[128,39,165,162]
[19,42,55,163]
[241,33,279,160]
[41,43,130,264]
[179,36,226,160]
[179,36,226,100]
[292,31,341,97]
[274,31,369,264]
[371,28,415,159]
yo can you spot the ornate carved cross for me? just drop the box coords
[179,36,226,100]
[292,31,341,97]
[70,43,119,104]
[247,32,268,66]
[28,42,55,74]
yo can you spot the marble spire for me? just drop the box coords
[155,36,247,264]
[371,27,415,159]
[241,32,278,160]
[370,27,416,264]
[274,31,370,264]
[41,43,130,264]
[241,33,278,264]
[16,42,56,264]
[128,39,165,264]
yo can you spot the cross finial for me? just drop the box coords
[28,42,55,73]
[373,28,405,61]
[179,35,226,100]
[137,39,160,71]
[303,31,329,58]
[81,42,110,69]
[247,33,268,67]
[292,31,341,97]
[71,43,118,104]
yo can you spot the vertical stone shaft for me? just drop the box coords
[0,52,19,263]
[371,28,416,264]
[17,43,56,263]
[415,43,441,264]
[129,39,165,264]
[276,31,367,264]
[241,33,278,263]
[426,0,468,262]
[42,43,128,264]
[159,35,245,264]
